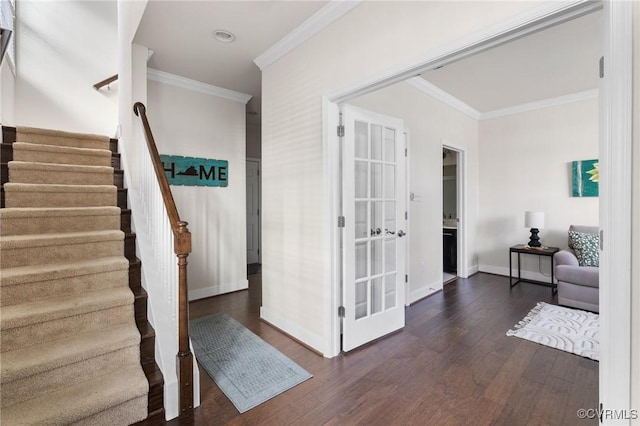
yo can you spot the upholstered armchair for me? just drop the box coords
[554,225,599,313]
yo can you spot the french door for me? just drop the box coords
[342,105,406,352]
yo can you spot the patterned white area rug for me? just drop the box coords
[507,302,599,361]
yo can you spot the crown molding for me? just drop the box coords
[254,0,363,71]
[479,89,598,120]
[405,77,598,121]
[147,68,252,104]
[404,77,482,120]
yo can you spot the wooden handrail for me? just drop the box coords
[93,74,118,90]
[133,102,194,419]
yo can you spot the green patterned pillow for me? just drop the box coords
[569,231,599,267]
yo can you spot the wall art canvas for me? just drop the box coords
[572,159,599,197]
[161,154,228,187]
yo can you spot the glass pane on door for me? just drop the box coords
[371,124,383,161]
[355,161,368,199]
[355,201,368,239]
[371,277,383,314]
[355,121,368,159]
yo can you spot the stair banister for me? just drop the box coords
[93,74,118,91]
[133,102,193,419]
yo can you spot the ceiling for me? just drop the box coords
[135,3,601,124]
[134,1,328,122]
[420,11,601,113]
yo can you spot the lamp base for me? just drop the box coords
[528,228,541,247]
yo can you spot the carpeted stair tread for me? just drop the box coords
[1,256,129,287]
[1,323,141,384]
[0,206,122,235]
[1,229,123,248]
[16,126,110,150]
[12,142,112,166]
[1,230,124,267]
[1,256,130,306]
[0,364,148,425]
[0,286,134,331]
[8,161,114,185]
[3,182,117,208]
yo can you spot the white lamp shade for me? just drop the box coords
[525,211,545,229]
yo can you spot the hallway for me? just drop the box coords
[174,273,598,425]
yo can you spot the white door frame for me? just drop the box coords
[323,1,633,413]
[599,0,633,414]
[442,140,468,279]
[246,158,261,264]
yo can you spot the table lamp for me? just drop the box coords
[525,211,544,248]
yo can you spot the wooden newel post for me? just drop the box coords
[175,221,193,419]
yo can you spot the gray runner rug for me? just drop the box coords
[190,313,313,413]
[507,302,599,361]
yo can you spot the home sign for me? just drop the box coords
[160,155,228,187]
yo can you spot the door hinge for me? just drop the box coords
[405,274,408,283]
[257,169,260,176]
[338,306,345,317]
[338,216,345,228]
[599,230,603,250]
[337,125,345,137]
[599,56,604,78]
[257,249,260,255]
[257,208,260,215]
[405,148,408,157]
[405,211,408,220]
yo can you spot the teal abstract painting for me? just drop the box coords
[572,159,598,197]
[160,155,228,187]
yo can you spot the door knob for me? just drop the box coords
[398,230,406,237]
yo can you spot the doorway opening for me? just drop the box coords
[246,158,261,275]
[442,147,458,285]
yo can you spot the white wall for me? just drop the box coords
[261,1,540,355]
[351,81,479,303]
[478,99,599,280]
[1,59,15,125]
[14,0,118,135]
[147,79,248,300]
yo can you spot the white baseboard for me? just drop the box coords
[188,279,249,301]
[479,264,553,284]
[466,264,479,277]
[406,280,442,306]
[260,306,325,355]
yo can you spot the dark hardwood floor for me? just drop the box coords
[169,272,598,425]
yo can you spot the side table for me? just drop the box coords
[509,245,560,296]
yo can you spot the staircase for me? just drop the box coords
[1,126,164,425]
